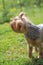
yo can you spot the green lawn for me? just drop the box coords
[0,9,43,65]
[0,23,31,65]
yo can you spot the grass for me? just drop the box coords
[0,8,43,65]
[0,23,30,65]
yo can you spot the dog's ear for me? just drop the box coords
[19,12,26,18]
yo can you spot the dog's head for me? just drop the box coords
[10,16,26,33]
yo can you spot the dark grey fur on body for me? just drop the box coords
[25,24,40,40]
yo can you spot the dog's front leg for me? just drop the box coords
[27,44,33,58]
[39,48,43,58]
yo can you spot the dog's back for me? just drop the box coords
[37,24,43,43]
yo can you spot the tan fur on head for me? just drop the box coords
[10,16,26,33]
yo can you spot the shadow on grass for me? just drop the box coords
[25,62,32,65]
[25,58,43,65]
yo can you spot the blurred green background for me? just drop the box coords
[0,0,43,65]
[0,0,43,24]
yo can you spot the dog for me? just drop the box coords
[10,12,43,58]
